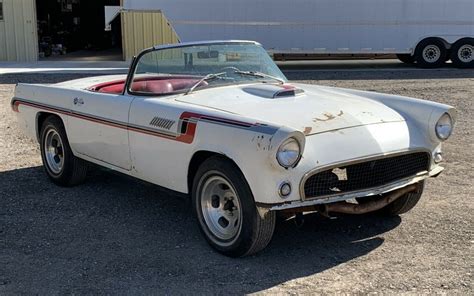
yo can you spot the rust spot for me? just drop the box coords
[303,126,313,135]
[313,112,336,122]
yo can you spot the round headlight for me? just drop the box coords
[276,138,301,168]
[435,113,453,141]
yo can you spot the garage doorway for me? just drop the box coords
[36,0,123,61]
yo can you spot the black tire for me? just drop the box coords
[450,38,474,68]
[40,115,88,186]
[192,155,276,257]
[381,181,425,216]
[414,39,448,68]
[396,54,415,64]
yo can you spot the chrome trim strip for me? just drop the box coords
[152,40,261,50]
[12,97,278,139]
[299,148,432,201]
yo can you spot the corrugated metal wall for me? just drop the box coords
[0,0,38,62]
[121,10,180,61]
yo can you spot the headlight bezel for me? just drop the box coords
[276,137,302,168]
[435,113,453,141]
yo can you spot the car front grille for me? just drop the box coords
[303,152,431,199]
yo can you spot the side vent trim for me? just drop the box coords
[149,117,176,130]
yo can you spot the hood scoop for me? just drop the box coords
[242,84,305,99]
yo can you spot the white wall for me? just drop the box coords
[121,0,474,54]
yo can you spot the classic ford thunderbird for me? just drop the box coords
[12,41,455,257]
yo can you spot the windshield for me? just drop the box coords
[129,42,287,95]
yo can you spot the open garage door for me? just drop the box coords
[36,0,123,61]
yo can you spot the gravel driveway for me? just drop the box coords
[1,69,473,294]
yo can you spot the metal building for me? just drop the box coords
[0,0,38,62]
[120,10,179,61]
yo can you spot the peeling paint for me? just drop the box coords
[256,206,270,219]
[313,112,336,122]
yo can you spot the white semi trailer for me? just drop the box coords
[122,0,474,68]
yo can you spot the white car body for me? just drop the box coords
[12,41,455,214]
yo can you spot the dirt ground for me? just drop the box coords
[1,69,473,294]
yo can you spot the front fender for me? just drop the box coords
[190,121,305,204]
[327,86,456,145]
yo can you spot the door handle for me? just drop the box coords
[73,97,84,105]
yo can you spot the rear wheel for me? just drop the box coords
[415,39,447,68]
[192,156,276,257]
[396,54,415,64]
[450,38,474,68]
[40,116,88,186]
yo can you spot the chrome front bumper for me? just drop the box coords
[258,166,443,211]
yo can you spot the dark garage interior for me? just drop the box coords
[36,0,122,61]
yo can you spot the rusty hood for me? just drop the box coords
[175,83,405,135]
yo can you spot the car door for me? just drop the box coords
[127,96,193,191]
[67,91,134,170]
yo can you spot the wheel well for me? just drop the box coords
[187,151,240,194]
[452,37,474,46]
[415,37,450,52]
[36,112,61,141]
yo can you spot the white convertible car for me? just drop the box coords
[12,41,455,257]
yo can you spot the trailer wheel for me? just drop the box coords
[414,39,447,68]
[450,38,474,68]
[396,54,415,64]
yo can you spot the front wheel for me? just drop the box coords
[380,181,425,216]
[192,156,276,257]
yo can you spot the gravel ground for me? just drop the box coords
[1,69,473,295]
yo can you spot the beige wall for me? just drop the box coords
[0,0,38,62]
[121,10,180,61]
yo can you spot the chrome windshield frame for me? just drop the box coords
[124,40,273,97]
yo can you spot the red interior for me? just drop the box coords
[88,77,207,95]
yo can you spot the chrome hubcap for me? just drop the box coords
[44,129,64,174]
[458,45,473,63]
[423,45,441,63]
[200,175,242,242]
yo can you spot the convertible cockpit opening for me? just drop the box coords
[88,77,208,95]
[128,41,287,96]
